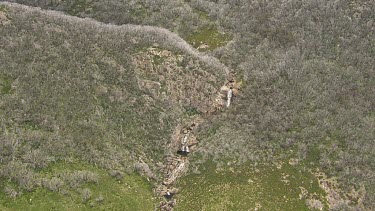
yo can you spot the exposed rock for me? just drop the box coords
[160,199,176,211]
[299,186,308,200]
[213,79,241,110]
[156,185,179,197]
[254,202,262,211]
[197,44,209,50]
[132,47,220,113]
[288,158,299,166]
[306,199,324,210]
[150,60,235,209]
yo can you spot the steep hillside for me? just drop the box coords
[179,0,375,210]
[0,2,227,209]
[1,1,374,210]
[8,0,232,52]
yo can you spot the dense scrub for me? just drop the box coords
[187,0,375,209]
[8,0,231,50]
[0,0,374,210]
[0,2,225,204]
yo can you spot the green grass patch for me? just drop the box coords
[0,75,12,95]
[20,120,41,131]
[304,145,321,167]
[176,160,327,210]
[152,54,165,66]
[186,26,231,52]
[183,106,201,117]
[0,162,156,211]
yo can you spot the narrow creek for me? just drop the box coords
[157,76,240,210]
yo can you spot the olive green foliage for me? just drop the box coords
[189,0,375,208]
[0,75,12,95]
[0,3,169,178]
[9,0,232,50]
[184,8,231,51]
[0,3,224,198]
[10,0,215,37]
[1,0,375,210]
[183,107,201,117]
[152,54,165,66]
[0,4,7,11]
[65,0,93,16]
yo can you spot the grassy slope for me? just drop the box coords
[177,161,326,211]
[0,162,155,211]
[187,26,231,51]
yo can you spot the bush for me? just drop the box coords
[4,186,20,198]
[41,177,64,192]
[95,194,104,204]
[81,188,91,203]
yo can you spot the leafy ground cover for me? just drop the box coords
[0,162,155,211]
[177,160,326,211]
